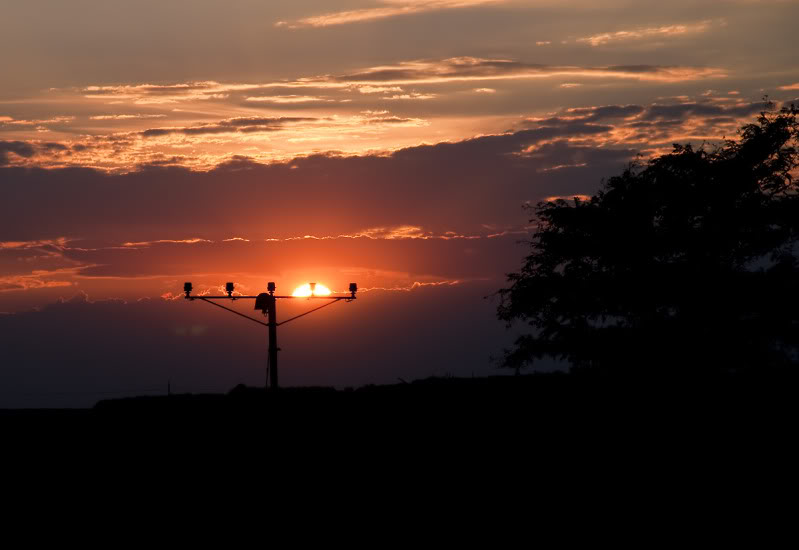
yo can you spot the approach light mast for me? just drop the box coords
[183,281,358,389]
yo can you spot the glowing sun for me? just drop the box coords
[292,283,332,297]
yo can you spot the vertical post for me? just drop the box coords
[267,293,278,390]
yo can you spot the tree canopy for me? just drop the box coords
[497,103,799,376]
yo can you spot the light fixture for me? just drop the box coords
[226,282,234,297]
[254,293,269,313]
[184,282,193,298]
[349,282,357,298]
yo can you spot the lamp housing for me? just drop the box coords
[254,293,270,313]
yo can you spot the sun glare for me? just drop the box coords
[292,283,332,297]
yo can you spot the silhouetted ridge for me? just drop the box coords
[89,370,797,422]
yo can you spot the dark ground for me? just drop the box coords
[3,370,795,425]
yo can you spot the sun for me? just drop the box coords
[292,282,332,297]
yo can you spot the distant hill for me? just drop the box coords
[3,371,794,429]
[88,370,797,419]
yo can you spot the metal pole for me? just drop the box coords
[185,281,357,391]
[268,293,278,390]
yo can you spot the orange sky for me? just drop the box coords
[1,0,798,405]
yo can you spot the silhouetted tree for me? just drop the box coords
[498,103,799,376]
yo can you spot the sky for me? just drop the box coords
[2,0,798,406]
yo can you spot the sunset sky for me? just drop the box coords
[2,0,798,406]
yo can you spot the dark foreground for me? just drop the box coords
[3,371,795,426]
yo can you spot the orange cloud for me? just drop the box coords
[0,238,70,250]
[382,93,437,100]
[538,163,588,173]
[139,116,318,138]
[121,238,213,248]
[245,95,336,104]
[280,0,505,29]
[0,116,75,128]
[82,82,262,104]
[89,114,167,120]
[324,57,727,86]
[67,59,726,110]
[357,85,404,94]
[577,19,718,46]
[358,280,463,292]
[0,267,81,293]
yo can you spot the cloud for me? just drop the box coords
[101,58,721,100]
[140,116,317,138]
[1,97,775,249]
[0,141,36,165]
[0,238,70,250]
[520,100,765,138]
[0,140,76,167]
[4,95,773,326]
[244,95,336,104]
[0,119,637,246]
[566,104,646,121]
[121,238,212,248]
[3,93,773,173]
[92,58,721,101]
[82,81,262,104]
[90,114,167,120]
[0,270,76,292]
[326,57,727,85]
[357,86,404,94]
[0,140,74,166]
[279,0,505,29]
[137,111,427,145]
[577,20,718,46]
[778,83,799,91]
[362,114,428,124]
[510,97,783,160]
[40,142,69,152]
[19,56,731,171]
[0,116,75,129]
[58,233,522,285]
[382,93,437,100]
[0,237,93,297]
[640,101,762,121]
